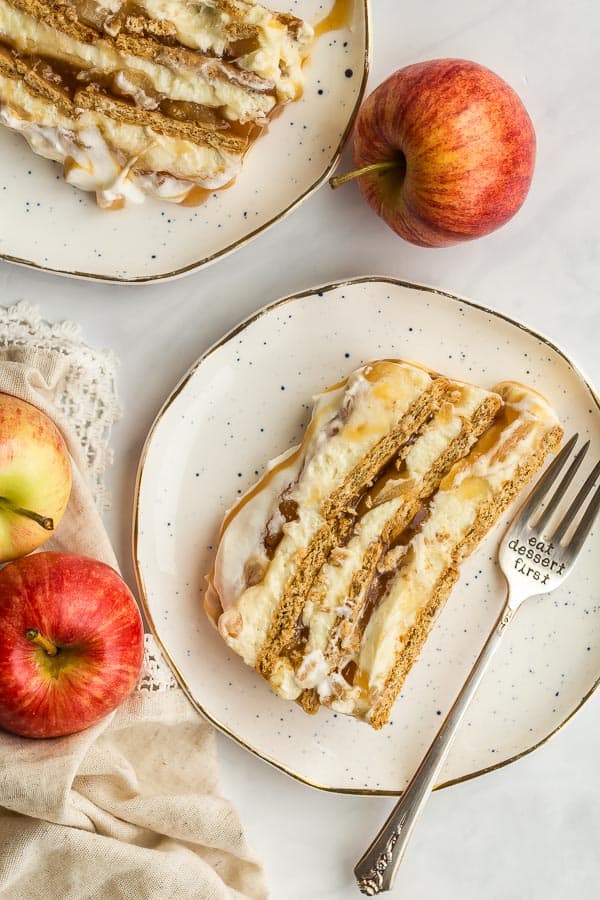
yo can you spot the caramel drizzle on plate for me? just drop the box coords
[314,0,354,39]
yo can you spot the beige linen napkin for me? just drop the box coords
[0,303,268,900]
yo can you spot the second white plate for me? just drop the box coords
[134,278,599,794]
[0,1,369,283]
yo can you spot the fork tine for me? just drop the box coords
[564,479,600,558]
[515,433,579,526]
[534,440,590,531]
[552,459,600,542]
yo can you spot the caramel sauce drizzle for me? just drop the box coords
[314,0,354,39]
[179,185,214,207]
[263,497,300,559]
[219,376,351,538]
[103,197,126,211]
[354,504,430,637]
[181,177,239,207]
[287,615,310,666]
[439,404,521,491]
[219,446,304,537]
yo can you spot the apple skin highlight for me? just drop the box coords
[0,394,72,563]
[352,59,536,247]
[0,552,144,738]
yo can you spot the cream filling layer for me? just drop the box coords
[270,383,497,701]
[0,0,277,121]
[218,362,434,665]
[356,382,561,716]
[0,78,241,201]
[132,0,314,100]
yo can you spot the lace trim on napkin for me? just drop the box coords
[0,301,122,511]
[138,635,178,692]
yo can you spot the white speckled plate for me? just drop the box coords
[0,1,369,283]
[134,278,599,794]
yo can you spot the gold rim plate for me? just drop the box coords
[0,1,371,284]
[133,277,599,795]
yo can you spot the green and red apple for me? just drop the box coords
[0,394,72,562]
[0,552,144,738]
[332,59,536,247]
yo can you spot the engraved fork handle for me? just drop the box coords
[354,599,514,896]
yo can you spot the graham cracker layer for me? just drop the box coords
[75,84,246,151]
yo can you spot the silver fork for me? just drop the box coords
[354,434,600,896]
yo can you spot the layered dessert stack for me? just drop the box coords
[0,0,313,206]
[206,360,562,729]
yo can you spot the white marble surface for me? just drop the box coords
[1,0,599,897]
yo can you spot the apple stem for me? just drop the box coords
[26,628,58,657]
[329,160,401,189]
[0,497,53,531]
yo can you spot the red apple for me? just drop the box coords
[0,394,72,563]
[0,552,144,738]
[332,59,536,247]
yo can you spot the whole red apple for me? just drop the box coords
[0,552,144,738]
[0,394,72,563]
[333,59,536,247]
